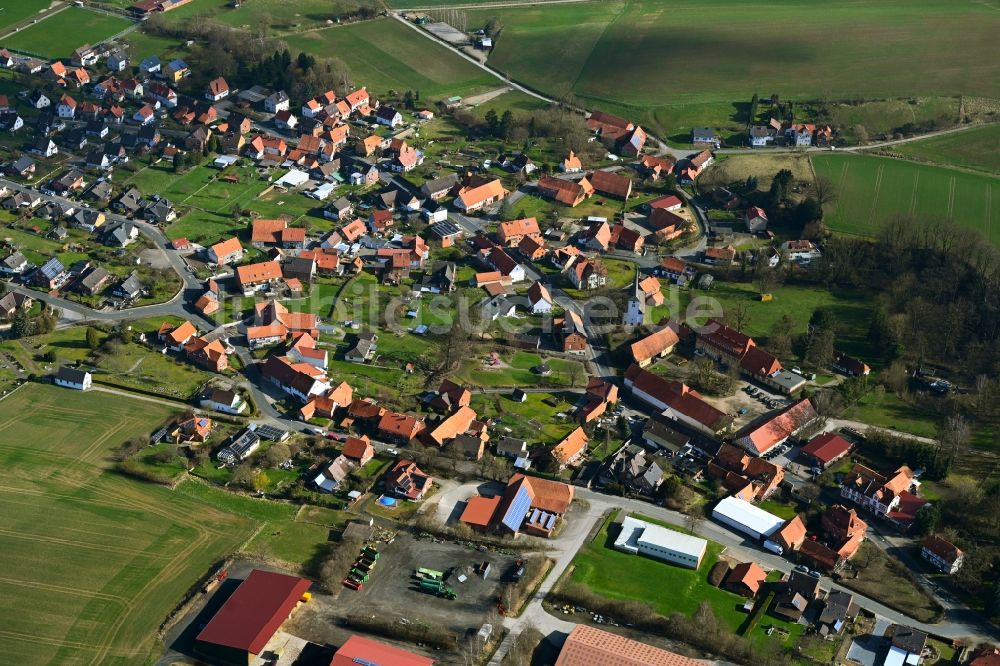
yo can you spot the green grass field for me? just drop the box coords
[702,280,878,366]
[812,153,1000,246]
[568,512,746,631]
[1,8,132,59]
[467,0,1000,136]
[0,0,52,32]
[123,31,188,62]
[285,18,497,100]
[893,124,1000,175]
[0,383,259,665]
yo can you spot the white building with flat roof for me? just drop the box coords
[712,496,786,541]
[613,515,707,569]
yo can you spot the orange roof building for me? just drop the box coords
[552,427,588,467]
[724,561,767,597]
[159,320,197,349]
[236,261,282,291]
[555,624,707,666]
[456,178,507,212]
[630,326,680,367]
[773,515,807,552]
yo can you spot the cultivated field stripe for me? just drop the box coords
[986,184,993,239]
[869,164,885,225]
[909,171,920,214]
[0,630,135,655]
[0,528,173,559]
[947,175,957,218]
[0,577,129,605]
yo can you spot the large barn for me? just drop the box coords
[195,569,311,665]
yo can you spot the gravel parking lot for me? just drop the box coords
[288,533,521,641]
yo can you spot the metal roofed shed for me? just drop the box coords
[613,515,707,569]
[195,569,311,665]
[712,496,786,540]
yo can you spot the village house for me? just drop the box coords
[630,325,680,367]
[921,535,964,574]
[734,398,817,456]
[840,463,919,517]
[556,310,588,354]
[624,363,732,436]
[455,178,507,213]
[537,174,593,207]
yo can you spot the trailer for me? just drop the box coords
[477,561,492,579]
[342,578,362,590]
[362,546,380,560]
[349,570,370,582]
[419,578,457,600]
[417,567,443,580]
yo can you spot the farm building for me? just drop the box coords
[460,473,574,538]
[613,515,707,569]
[555,624,708,666]
[331,635,433,666]
[54,366,91,391]
[800,432,853,469]
[195,569,311,665]
[712,496,785,541]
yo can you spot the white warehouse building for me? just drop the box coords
[613,515,707,569]
[712,496,786,541]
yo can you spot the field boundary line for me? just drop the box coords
[909,171,920,214]
[0,527,174,559]
[0,576,130,605]
[986,183,993,238]
[869,164,885,226]
[947,175,956,218]
[0,630,133,655]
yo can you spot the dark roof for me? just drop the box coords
[196,570,310,654]
[55,366,89,384]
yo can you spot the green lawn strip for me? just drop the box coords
[285,18,498,101]
[470,391,576,442]
[812,153,1000,247]
[456,350,586,389]
[568,511,746,631]
[843,391,938,439]
[2,8,132,59]
[0,0,51,31]
[241,520,333,568]
[702,279,877,366]
[893,124,1000,175]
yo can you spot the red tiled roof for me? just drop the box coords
[251,218,287,244]
[331,633,434,666]
[801,432,853,465]
[556,624,707,666]
[735,399,817,455]
[196,570,310,654]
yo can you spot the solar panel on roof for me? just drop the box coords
[545,513,556,529]
[501,485,532,532]
[256,425,287,441]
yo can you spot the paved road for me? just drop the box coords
[479,479,1000,663]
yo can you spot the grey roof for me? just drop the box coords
[55,366,89,384]
[12,156,34,172]
[104,221,135,245]
[2,251,27,270]
[496,437,527,456]
[79,266,110,291]
[116,271,143,295]
[430,220,461,237]
[421,172,459,193]
[330,196,352,212]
